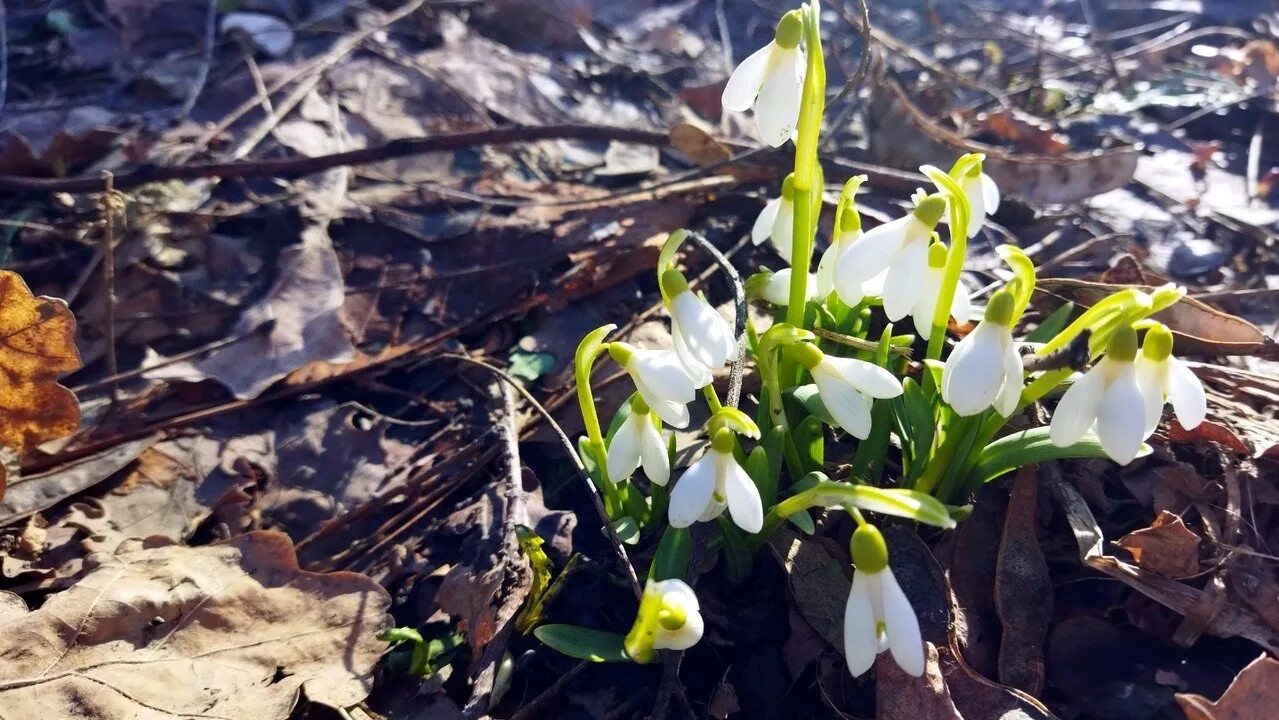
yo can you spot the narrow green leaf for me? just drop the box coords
[534,625,631,663]
[786,384,836,426]
[613,516,641,545]
[965,427,1149,488]
[650,526,691,581]
[1027,301,1076,343]
[795,415,825,474]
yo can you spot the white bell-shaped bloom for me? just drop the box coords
[1135,324,1206,437]
[941,289,1022,417]
[751,174,796,264]
[669,429,763,533]
[607,397,670,486]
[608,342,697,429]
[758,268,818,306]
[1050,325,1148,465]
[792,342,902,439]
[649,579,704,650]
[910,243,972,341]
[663,270,735,388]
[959,170,1001,238]
[844,524,925,677]
[721,11,806,147]
[833,195,946,310]
[817,227,858,298]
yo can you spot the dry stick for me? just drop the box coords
[1079,0,1126,91]
[825,0,874,137]
[100,174,120,404]
[438,352,644,601]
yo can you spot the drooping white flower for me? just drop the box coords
[624,578,705,663]
[791,342,903,439]
[833,195,946,311]
[663,270,735,388]
[1135,323,1206,436]
[1050,325,1148,465]
[941,288,1022,417]
[758,268,818,306]
[844,524,925,678]
[910,242,972,342]
[608,342,698,429]
[751,174,796,264]
[607,396,671,486]
[817,209,862,298]
[669,428,763,533]
[923,162,1001,238]
[721,11,806,147]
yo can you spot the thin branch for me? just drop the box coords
[1020,330,1091,373]
[684,232,747,409]
[437,352,644,601]
[176,0,219,119]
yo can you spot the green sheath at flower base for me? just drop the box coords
[850,524,889,573]
[1142,323,1174,361]
[656,229,691,303]
[660,268,691,303]
[710,427,736,454]
[709,407,761,440]
[928,241,947,269]
[912,195,948,229]
[984,288,1016,327]
[788,340,824,370]
[834,175,868,234]
[775,10,804,49]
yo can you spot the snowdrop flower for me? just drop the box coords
[607,396,670,486]
[1136,323,1207,436]
[958,167,1001,238]
[816,204,862,297]
[833,195,946,312]
[941,288,1022,417]
[663,269,735,387]
[624,579,704,663]
[669,428,763,533]
[608,342,697,429]
[757,268,818,306]
[721,10,806,147]
[752,174,797,263]
[844,524,925,677]
[909,242,972,341]
[790,342,902,439]
[1050,325,1147,465]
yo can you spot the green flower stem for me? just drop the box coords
[748,481,952,552]
[575,328,622,516]
[914,412,978,496]
[925,178,972,361]
[784,0,826,331]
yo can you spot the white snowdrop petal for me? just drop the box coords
[722,456,764,533]
[951,276,972,325]
[606,416,642,482]
[1135,357,1166,437]
[963,176,986,238]
[752,197,781,246]
[836,217,911,291]
[653,580,703,650]
[761,269,793,305]
[638,420,671,486]
[722,43,774,111]
[814,367,873,439]
[881,570,926,677]
[843,572,879,677]
[754,49,804,147]
[827,356,903,399]
[668,454,717,528]
[1168,359,1207,430]
[771,200,796,264]
[671,327,713,390]
[633,350,697,403]
[994,338,1023,417]
[912,268,944,341]
[1096,365,1148,464]
[1049,364,1106,447]
[651,398,691,429]
[882,238,928,322]
[942,323,1006,416]
[861,269,888,299]
[981,173,1001,214]
[672,292,733,370]
[817,233,854,297]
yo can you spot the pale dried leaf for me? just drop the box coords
[1117,510,1202,578]
[1176,655,1279,720]
[0,531,391,719]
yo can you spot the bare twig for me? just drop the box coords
[684,232,747,409]
[827,0,874,115]
[100,174,120,404]
[1020,330,1091,373]
[438,352,644,601]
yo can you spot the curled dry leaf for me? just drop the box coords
[1176,654,1279,720]
[1117,510,1202,578]
[995,467,1051,697]
[0,271,82,457]
[876,644,962,720]
[0,531,391,720]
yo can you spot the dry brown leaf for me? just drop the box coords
[0,531,390,719]
[1176,654,1279,720]
[670,122,732,167]
[995,467,1051,696]
[1166,419,1252,455]
[0,436,154,526]
[876,644,963,720]
[0,271,82,454]
[1117,510,1202,578]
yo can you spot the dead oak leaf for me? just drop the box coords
[0,270,81,455]
[1117,510,1202,578]
[1177,654,1279,720]
[0,531,391,719]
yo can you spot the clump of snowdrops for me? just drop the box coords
[535,0,1205,683]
